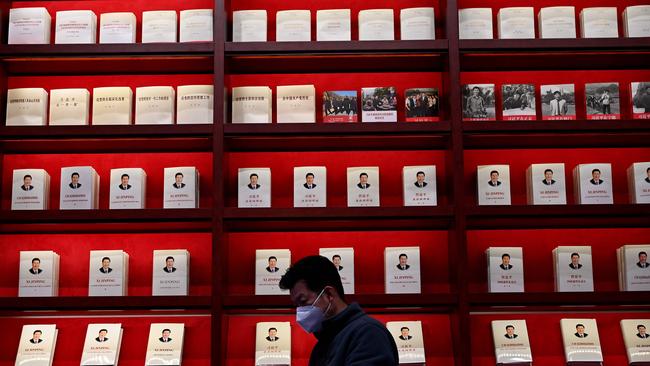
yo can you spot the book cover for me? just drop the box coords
[99,12,136,43]
[538,7,577,39]
[361,87,397,122]
[18,251,59,297]
[316,9,351,41]
[580,7,618,38]
[88,250,129,296]
[233,10,267,42]
[620,319,650,364]
[238,168,271,208]
[135,86,175,125]
[573,163,613,205]
[180,9,213,42]
[92,87,133,125]
[177,85,214,124]
[255,322,291,365]
[458,8,493,39]
[623,6,650,38]
[462,84,496,121]
[60,166,99,210]
[347,166,380,207]
[497,7,535,39]
[501,84,536,121]
[109,168,146,209]
[49,88,90,125]
[358,9,395,41]
[477,165,511,206]
[631,82,650,119]
[152,249,190,296]
[276,10,311,42]
[55,10,96,44]
[80,323,123,366]
[585,82,620,120]
[385,246,421,294]
[15,324,58,366]
[554,246,594,292]
[12,169,50,210]
[540,84,576,120]
[144,323,185,365]
[403,165,437,206]
[142,11,177,43]
[405,88,440,122]
[619,245,650,291]
[491,319,533,365]
[231,86,272,123]
[526,163,567,205]
[255,249,290,295]
[163,167,199,208]
[6,88,48,126]
[320,247,355,294]
[560,319,603,364]
[400,7,435,40]
[487,247,525,293]
[8,7,51,44]
[276,84,316,123]
[323,90,358,122]
[387,321,426,364]
[294,166,326,207]
[628,162,650,204]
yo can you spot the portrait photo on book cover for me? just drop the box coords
[172,172,186,189]
[266,256,280,273]
[637,324,649,339]
[29,329,44,344]
[356,172,371,189]
[632,82,650,114]
[21,174,35,191]
[487,170,502,187]
[331,254,344,271]
[542,168,556,185]
[266,327,279,342]
[504,325,518,339]
[638,251,649,268]
[29,257,43,274]
[398,327,413,341]
[163,256,177,273]
[68,172,82,189]
[569,252,583,269]
[499,253,513,270]
[397,253,411,270]
[159,328,173,342]
[247,173,261,190]
[413,171,428,188]
[118,173,132,190]
[303,172,317,189]
[589,168,604,185]
[95,328,109,342]
[574,323,588,338]
[99,257,113,273]
[462,84,495,119]
[644,167,650,184]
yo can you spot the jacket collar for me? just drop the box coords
[314,302,363,341]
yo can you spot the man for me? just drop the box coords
[99,257,112,274]
[173,172,185,189]
[465,86,487,118]
[357,173,370,189]
[488,170,501,187]
[248,173,260,190]
[637,251,649,269]
[414,171,428,188]
[599,89,611,115]
[279,255,398,365]
[399,327,412,341]
[504,325,518,339]
[590,169,603,185]
[69,172,82,189]
[503,92,527,111]
[542,169,556,185]
[332,255,343,271]
[575,324,588,338]
[159,329,172,342]
[569,253,583,270]
[266,256,279,273]
[163,256,177,273]
[549,91,568,116]
[21,175,34,191]
[645,167,650,184]
[96,329,109,342]
[119,174,131,190]
[397,254,410,271]
[30,330,43,344]
[500,253,513,270]
[635,86,650,113]
[304,173,317,189]
[637,324,649,339]
[29,258,43,275]
[266,327,279,342]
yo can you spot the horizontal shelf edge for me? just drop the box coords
[225,40,449,55]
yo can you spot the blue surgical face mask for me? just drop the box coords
[296,288,331,334]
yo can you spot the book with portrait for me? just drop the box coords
[347,166,380,207]
[6,88,48,126]
[316,9,351,41]
[400,7,435,40]
[8,7,51,44]
[497,8,535,39]
[49,88,90,125]
[19,250,59,297]
[238,167,271,208]
[458,8,493,39]
[491,319,533,365]
[12,168,50,210]
[386,321,425,364]
[294,166,326,207]
[255,249,290,295]
[255,322,291,366]
[60,166,99,210]
[560,318,603,365]
[164,167,199,209]
[142,10,177,43]
[405,88,440,122]
[177,85,214,124]
[477,165,511,206]
[145,323,185,365]
[109,168,147,209]
[462,84,496,121]
[553,246,594,292]
[538,7,577,39]
[631,82,650,120]
[620,319,650,365]
[320,247,355,294]
[361,87,397,122]
[628,162,650,204]
[540,84,576,120]
[55,10,96,44]
[92,87,133,125]
[526,163,567,205]
[573,163,613,204]
[99,12,136,43]
[179,9,213,42]
[152,249,190,296]
[323,91,358,122]
[14,324,58,366]
[486,247,524,293]
[80,323,123,366]
[89,250,129,296]
[135,86,175,125]
[580,7,618,38]
[232,86,272,123]
[385,246,421,294]
[501,84,536,120]
[358,9,395,41]
[585,82,620,120]
[617,244,650,291]
[277,85,316,123]
[623,6,650,38]
[232,10,267,42]
[276,10,310,42]
[403,165,437,206]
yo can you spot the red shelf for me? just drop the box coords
[0,43,214,57]
[0,295,212,311]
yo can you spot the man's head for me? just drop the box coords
[71,172,80,184]
[166,256,175,268]
[401,327,410,338]
[571,253,580,265]
[162,329,171,338]
[513,93,520,100]
[359,173,368,184]
[646,167,650,178]
[490,170,499,182]
[501,253,510,265]
[23,175,32,186]
[121,174,129,185]
[249,173,258,185]
[175,172,183,184]
[576,324,585,334]
[553,91,561,100]
[472,86,480,96]
[399,254,408,266]
[506,325,515,336]
[544,169,553,180]
[268,327,277,337]
[98,329,108,338]
[305,173,315,185]
[332,255,341,267]
[416,171,425,184]
[268,256,277,269]
[101,257,111,269]
[280,255,346,306]
[603,89,609,94]
[31,258,40,270]
[32,330,42,340]
[592,169,601,180]
[639,251,648,264]
[638,325,647,335]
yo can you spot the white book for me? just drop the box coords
[277,84,316,123]
[89,250,129,296]
[387,321,426,364]
[180,9,213,42]
[15,324,58,366]
[477,165,511,206]
[361,87,397,122]
[541,84,576,120]
[497,7,535,39]
[12,169,50,210]
[255,249,290,295]
[238,168,271,208]
[60,166,99,210]
[109,168,146,209]
[135,86,175,125]
[18,251,59,297]
[92,87,133,125]
[491,320,533,365]
[526,163,567,205]
[580,7,618,38]
[385,246,421,294]
[538,7,576,39]
[49,88,90,125]
[177,85,214,124]
[9,7,51,44]
[231,86,273,123]
[233,10,267,42]
[142,11,177,43]
[486,247,524,293]
[99,12,136,44]
[403,165,437,206]
[358,9,395,41]
[458,8,493,39]
[316,9,351,41]
[6,88,48,126]
[554,246,594,292]
[573,163,613,204]
[620,319,650,364]
[347,166,380,207]
[320,247,354,294]
[560,319,603,363]
[631,81,650,120]
[152,249,190,296]
[163,167,199,208]
[624,6,650,38]
[294,166,326,207]
[276,10,311,42]
[255,322,291,365]
[55,10,97,44]
[400,7,436,40]
[618,245,650,291]
[628,162,650,204]
[145,323,184,365]
[80,323,123,366]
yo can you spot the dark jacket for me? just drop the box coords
[309,303,398,366]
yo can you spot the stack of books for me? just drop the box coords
[19,251,60,297]
[60,166,100,210]
[88,250,130,296]
[12,169,51,210]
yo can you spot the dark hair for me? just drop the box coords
[591,169,601,174]
[640,251,648,257]
[102,257,111,262]
[359,172,368,178]
[71,172,80,178]
[175,172,183,178]
[332,255,341,260]
[472,86,480,92]
[416,171,425,176]
[638,324,646,330]
[268,256,277,262]
[268,327,277,332]
[32,258,40,263]
[250,173,258,178]
[399,253,408,259]
[279,255,345,300]
[305,173,314,178]
[162,329,171,333]
[506,325,515,330]
[23,174,32,180]
[401,327,410,331]
[33,330,42,335]
[576,324,585,328]
[571,253,580,258]
[99,328,108,333]
[502,253,510,259]
[646,167,650,173]
[553,91,561,96]
[544,169,553,175]
[490,170,499,176]
[121,174,129,179]
[165,256,175,261]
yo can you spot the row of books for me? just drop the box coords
[460,5,650,39]
[8,8,212,44]
[6,86,213,126]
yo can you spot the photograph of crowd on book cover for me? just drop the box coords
[362,87,397,112]
[632,82,650,119]
[541,84,576,120]
[323,91,358,122]
[501,84,536,120]
[462,84,495,120]
[586,82,620,120]
[405,88,440,121]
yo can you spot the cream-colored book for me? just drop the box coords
[477,165,511,206]
[624,6,650,38]
[294,166,326,207]
[385,246,421,294]
[554,246,594,292]
[316,9,351,41]
[232,86,272,123]
[487,247,524,293]
[276,10,311,42]
[620,319,650,364]
[400,7,435,40]
[628,162,650,204]
[49,88,90,125]
[92,87,133,125]
[60,166,99,210]
[55,10,97,44]
[9,7,51,44]
[177,85,214,124]
[12,169,50,210]
[560,319,603,364]
[458,8,493,39]
[135,86,175,125]
[618,244,650,291]
[180,9,213,42]
[347,166,380,207]
[18,250,59,297]
[145,323,184,365]
[88,250,129,296]
[403,165,437,206]
[255,249,290,295]
[277,84,315,123]
[497,7,535,39]
[387,321,426,364]
[233,10,267,42]
[6,88,48,126]
[538,7,576,39]
[80,323,123,366]
[319,247,354,294]
[255,322,291,365]
[491,320,533,365]
[238,167,271,208]
[99,12,136,43]
[109,168,147,209]
[573,163,613,204]
[580,7,618,38]
[15,324,58,366]
[526,163,567,205]
[142,11,177,43]
[358,9,395,41]
[152,249,190,296]
[163,166,199,208]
